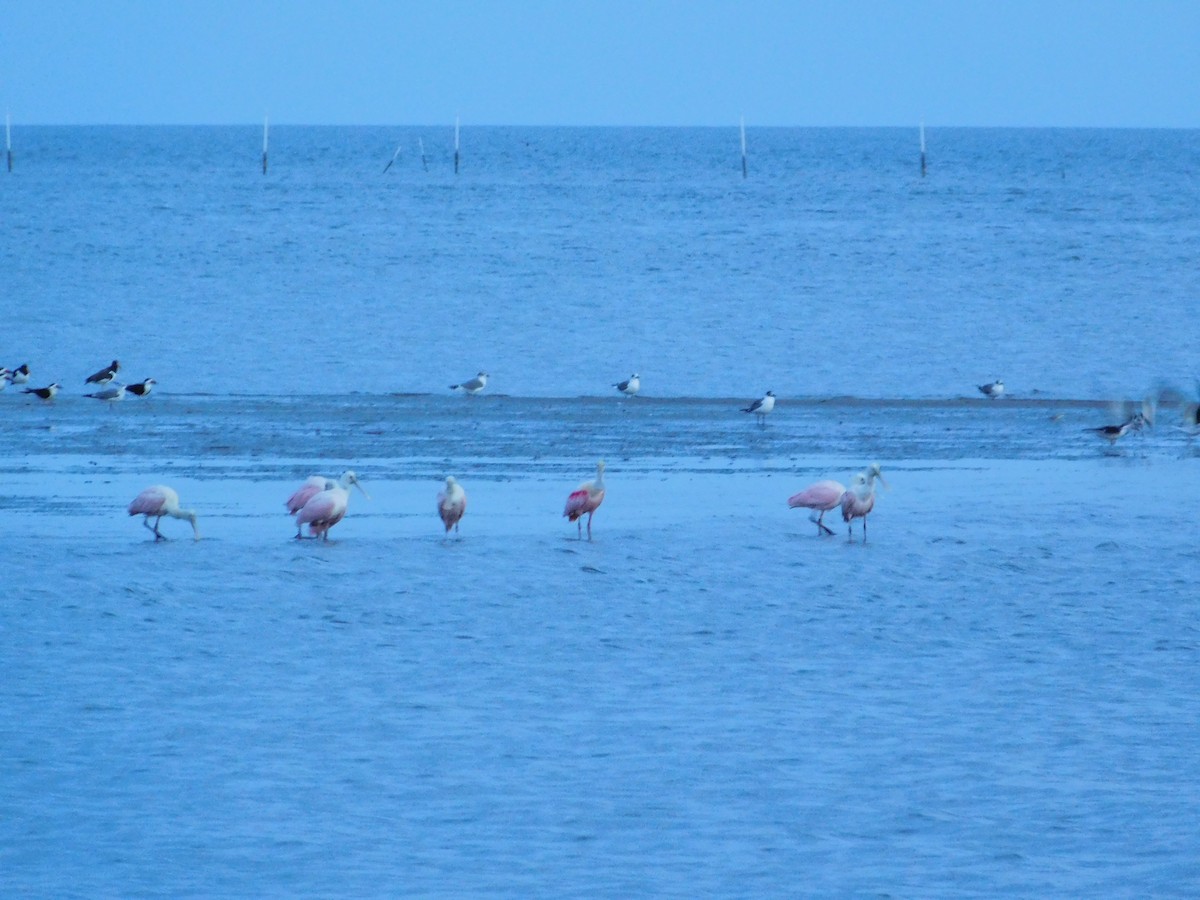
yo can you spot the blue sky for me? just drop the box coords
[2,0,1198,126]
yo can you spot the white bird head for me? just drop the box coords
[865,462,889,489]
[340,470,371,500]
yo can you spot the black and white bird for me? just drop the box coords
[23,382,60,401]
[614,374,640,397]
[85,383,126,403]
[978,379,1005,399]
[1087,418,1138,443]
[126,378,157,397]
[742,390,776,424]
[450,372,489,394]
[9,364,30,385]
[85,359,121,385]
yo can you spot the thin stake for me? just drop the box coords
[262,115,270,174]
[418,137,428,171]
[919,119,926,177]
[740,115,748,179]
[454,114,460,175]
[5,111,11,173]
[383,140,402,173]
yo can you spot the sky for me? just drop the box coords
[1,0,1198,127]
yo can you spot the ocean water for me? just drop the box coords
[2,128,1200,897]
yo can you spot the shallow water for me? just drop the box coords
[2,393,1199,896]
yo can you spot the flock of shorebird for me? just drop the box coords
[9,361,1197,544]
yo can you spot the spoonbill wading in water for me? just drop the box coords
[437,476,467,535]
[288,471,369,539]
[564,460,606,540]
[788,478,847,536]
[128,485,200,541]
[841,463,887,542]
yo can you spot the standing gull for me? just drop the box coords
[85,383,126,404]
[742,390,776,424]
[788,479,847,536]
[128,485,200,541]
[841,463,887,542]
[614,374,640,397]
[563,460,606,540]
[978,379,1005,399]
[437,476,468,535]
[85,359,121,385]
[450,372,489,394]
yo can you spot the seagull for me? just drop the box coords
[85,359,121,385]
[85,383,126,404]
[450,372,489,394]
[23,382,60,401]
[978,379,1005,399]
[742,390,776,424]
[9,364,30,385]
[614,374,640,397]
[126,378,157,397]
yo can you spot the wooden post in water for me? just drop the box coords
[5,112,12,173]
[454,115,460,174]
[740,115,748,179]
[419,137,428,171]
[383,141,402,173]
[919,119,927,177]
[262,115,269,174]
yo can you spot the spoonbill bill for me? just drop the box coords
[841,463,887,542]
[128,485,200,541]
[437,476,467,535]
[788,479,847,536]
[564,460,606,540]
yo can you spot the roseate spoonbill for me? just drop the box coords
[23,383,60,401]
[841,463,887,542]
[978,379,1004,398]
[614,374,640,397]
[788,479,846,536]
[128,485,200,541]
[9,364,30,384]
[437,476,467,535]
[85,360,120,385]
[564,460,606,540]
[126,378,156,397]
[450,372,489,394]
[85,383,125,403]
[742,391,775,424]
[286,471,368,538]
[295,483,359,541]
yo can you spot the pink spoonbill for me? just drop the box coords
[788,478,847,536]
[840,463,887,542]
[287,470,368,539]
[128,485,200,541]
[437,476,467,535]
[564,460,606,540]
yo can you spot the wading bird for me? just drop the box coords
[742,390,775,424]
[978,379,1005,398]
[450,372,489,394]
[787,479,847,536]
[841,463,887,542]
[614,374,640,397]
[128,485,200,541]
[437,476,467,535]
[85,360,120,385]
[564,460,606,540]
[286,471,368,538]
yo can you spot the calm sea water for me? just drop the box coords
[2,128,1199,897]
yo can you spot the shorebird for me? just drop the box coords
[1087,418,1138,443]
[841,463,887,542]
[437,476,467,535]
[9,364,30,385]
[84,383,126,404]
[450,372,489,394]
[85,360,120,385]
[614,374,640,397]
[126,378,156,397]
[22,383,60,401]
[564,460,606,540]
[978,379,1005,399]
[0,368,10,389]
[742,390,776,424]
[286,471,369,538]
[128,485,200,541]
[788,479,847,536]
